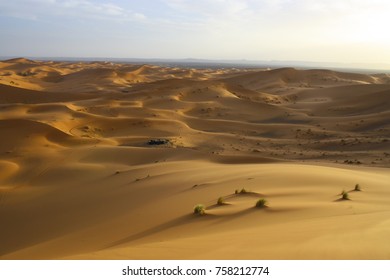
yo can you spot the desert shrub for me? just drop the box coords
[19,71,29,77]
[255,198,267,208]
[240,188,248,194]
[354,184,361,191]
[217,197,225,205]
[147,139,169,145]
[341,191,349,200]
[235,189,239,194]
[193,204,205,215]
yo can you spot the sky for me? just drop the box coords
[0,0,389,68]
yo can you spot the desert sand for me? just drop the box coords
[0,58,389,260]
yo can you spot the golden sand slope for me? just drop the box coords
[0,58,389,259]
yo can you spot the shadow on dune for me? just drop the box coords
[103,206,278,251]
[333,198,351,202]
[103,202,297,251]
[210,154,280,164]
[208,205,304,227]
[207,207,267,226]
[103,214,217,250]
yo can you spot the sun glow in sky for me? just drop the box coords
[0,0,389,68]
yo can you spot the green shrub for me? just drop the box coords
[217,197,225,205]
[193,204,206,215]
[240,188,248,194]
[354,184,361,191]
[255,198,267,208]
[341,192,349,200]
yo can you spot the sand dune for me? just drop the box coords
[0,59,389,259]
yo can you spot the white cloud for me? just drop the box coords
[0,0,146,22]
[162,0,251,21]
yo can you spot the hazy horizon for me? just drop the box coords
[2,56,390,73]
[1,0,389,70]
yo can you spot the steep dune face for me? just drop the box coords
[0,59,389,259]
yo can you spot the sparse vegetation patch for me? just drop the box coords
[217,197,225,205]
[354,184,361,191]
[193,204,206,215]
[255,198,268,208]
[147,139,170,145]
[239,188,248,194]
[341,190,350,200]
